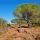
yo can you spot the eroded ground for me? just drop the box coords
[0,27,40,40]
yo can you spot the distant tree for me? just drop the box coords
[0,18,7,28]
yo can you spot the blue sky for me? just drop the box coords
[0,0,40,22]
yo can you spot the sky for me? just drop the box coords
[0,0,40,22]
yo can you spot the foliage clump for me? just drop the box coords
[13,4,40,27]
[0,18,7,28]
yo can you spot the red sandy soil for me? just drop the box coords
[0,27,40,40]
